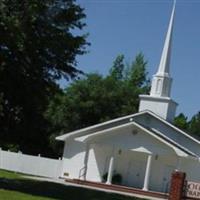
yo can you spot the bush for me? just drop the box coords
[102,173,122,185]
[112,173,122,184]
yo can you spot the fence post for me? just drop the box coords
[17,151,23,173]
[169,170,186,200]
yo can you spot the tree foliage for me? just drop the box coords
[128,53,149,88]
[174,112,200,139]
[174,113,188,131]
[109,54,125,80]
[189,112,200,138]
[0,0,88,154]
[46,53,150,152]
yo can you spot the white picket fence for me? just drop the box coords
[0,148,63,178]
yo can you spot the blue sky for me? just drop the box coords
[73,0,200,119]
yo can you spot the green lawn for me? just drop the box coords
[0,169,147,200]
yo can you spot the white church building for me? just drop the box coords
[56,2,200,193]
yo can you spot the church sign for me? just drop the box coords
[185,181,200,199]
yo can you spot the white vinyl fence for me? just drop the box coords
[0,148,63,178]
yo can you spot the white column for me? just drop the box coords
[143,154,153,191]
[80,143,90,180]
[106,156,114,184]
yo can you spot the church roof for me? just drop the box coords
[56,111,140,141]
[56,110,200,152]
[74,119,197,158]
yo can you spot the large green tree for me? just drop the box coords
[174,113,189,131]
[46,53,150,153]
[188,112,200,138]
[174,112,200,139]
[0,0,88,154]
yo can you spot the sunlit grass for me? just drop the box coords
[0,169,22,179]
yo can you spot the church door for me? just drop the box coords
[162,165,174,193]
[125,160,145,188]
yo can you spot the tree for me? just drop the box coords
[174,113,189,131]
[174,112,200,139]
[119,53,150,114]
[188,112,200,138]
[109,54,125,80]
[0,0,88,154]
[128,53,149,88]
[46,53,150,153]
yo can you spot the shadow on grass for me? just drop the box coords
[0,178,145,200]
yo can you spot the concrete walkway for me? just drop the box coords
[23,176,167,200]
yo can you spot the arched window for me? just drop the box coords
[156,79,162,94]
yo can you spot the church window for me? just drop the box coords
[156,79,162,94]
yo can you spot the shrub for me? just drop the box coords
[102,173,122,185]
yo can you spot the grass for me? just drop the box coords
[0,190,54,200]
[0,169,22,179]
[0,169,147,200]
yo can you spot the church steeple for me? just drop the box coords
[150,0,176,98]
[139,1,178,122]
[157,0,175,76]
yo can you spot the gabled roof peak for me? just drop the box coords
[56,109,200,150]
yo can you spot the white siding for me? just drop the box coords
[62,140,87,179]
[86,144,112,182]
[149,154,177,192]
[93,125,174,155]
[181,158,200,182]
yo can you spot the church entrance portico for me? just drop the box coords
[83,141,183,193]
[105,147,149,189]
[84,142,157,191]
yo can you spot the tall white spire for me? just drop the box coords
[139,1,178,122]
[150,0,176,98]
[157,0,176,76]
